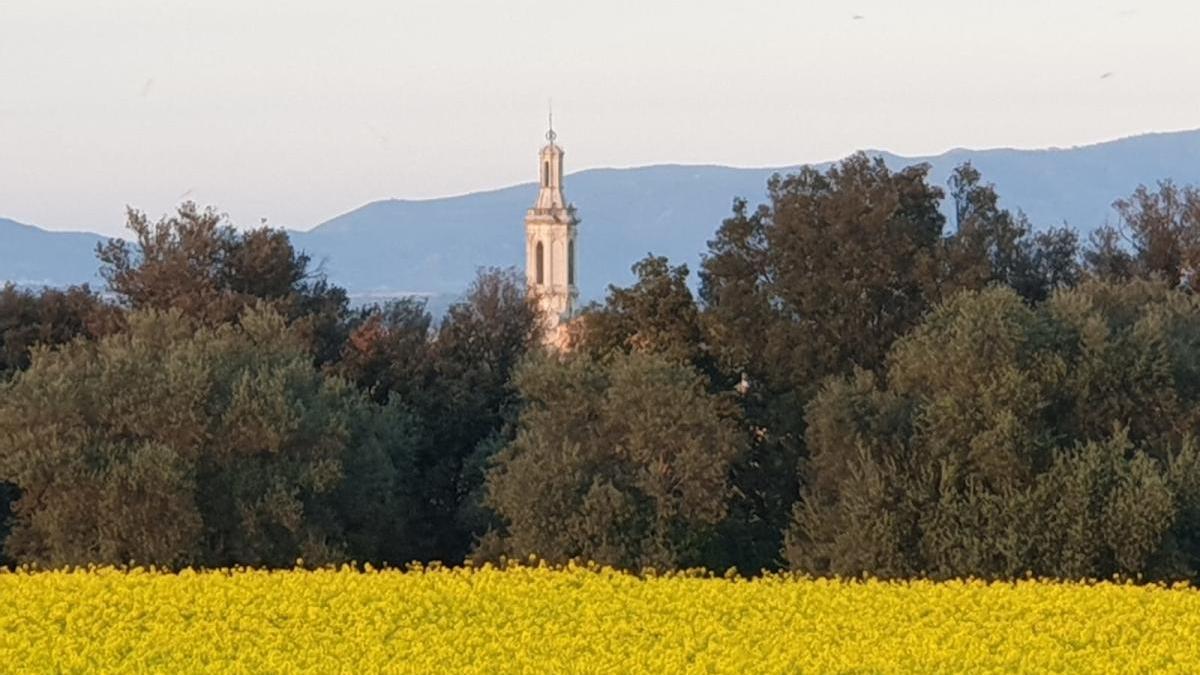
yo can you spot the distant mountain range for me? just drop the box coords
[0,218,108,288]
[4,129,1200,303]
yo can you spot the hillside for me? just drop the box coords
[293,130,1200,301]
[0,218,107,288]
[5,129,1200,300]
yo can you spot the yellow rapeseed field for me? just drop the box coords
[2,563,1199,673]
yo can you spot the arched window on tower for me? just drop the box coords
[536,241,545,285]
[568,240,575,285]
[543,161,550,188]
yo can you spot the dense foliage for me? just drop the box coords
[0,307,418,568]
[0,283,116,378]
[480,351,744,569]
[789,282,1200,580]
[5,565,1200,673]
[334,268,544,564]
[4,160,1200,583]
[1085,180,1200,286]
[97,203,350,363]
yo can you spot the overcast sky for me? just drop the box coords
[2,0,1198,236]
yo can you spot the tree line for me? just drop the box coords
[3,155,1200,580]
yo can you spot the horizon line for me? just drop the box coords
[8,125,1199,238]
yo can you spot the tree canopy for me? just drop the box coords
[9,166,1200,583]
[789,282,1200,581]
[0,284,116,379]
[0,307,418,568]
[1085,181,1200,289]
[481,350,744,570]
[97,203,350,362]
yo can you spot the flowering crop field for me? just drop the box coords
[3,565,1200,673]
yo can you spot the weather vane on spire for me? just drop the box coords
[546,99,557,144]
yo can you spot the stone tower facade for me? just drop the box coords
[525,122,578,341]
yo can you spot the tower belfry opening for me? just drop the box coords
[525,113,579,344]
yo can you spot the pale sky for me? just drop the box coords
[1,0,1198,237]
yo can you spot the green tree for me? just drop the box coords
[481,351,744,570]
[1083,225,1136,281]
[699,154,948,571]
[944,163,1080,302]
[0,307,417,568]
[334,297,434,407]
[97,203,350,362]
[698,157,1083,572]
[788,282,1200,581]
[1025,226,1083,300]
[0,284,118,378]
[422,268,544,562]
[572,255,707,367]
[0,283,120,564]
[336,268,544,564]
[1085,181,1200,288]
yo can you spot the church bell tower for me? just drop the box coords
[525,114,579,337]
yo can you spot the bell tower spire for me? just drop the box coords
[534,108,567,211]
[525,111,579,343]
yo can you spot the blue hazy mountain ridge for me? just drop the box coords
[292,129,1200,302]
[0,217,107,287]
[4,129,1200,301]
